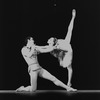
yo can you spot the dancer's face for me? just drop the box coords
[47,38,54,46]
[27,38,34,48]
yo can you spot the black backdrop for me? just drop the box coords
[0,0,100,90]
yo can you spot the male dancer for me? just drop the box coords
[16,37,76,92]
[49,9,76,88]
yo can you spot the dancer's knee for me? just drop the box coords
[50,76,56,82]
[63,64,72,69]
[54,79,59,86]
[50,76,58,85]
[62,61,72,68]
[52,78,60,86]
[67,65,72,71]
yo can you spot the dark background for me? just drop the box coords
[0,0,100,90]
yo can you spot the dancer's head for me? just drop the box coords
[25,36,35,48]
[47,37,58,46]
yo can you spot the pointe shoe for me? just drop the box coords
[72,9,76,17]
[16,86,25,92]
[67,86,77,92]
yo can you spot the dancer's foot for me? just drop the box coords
[16,86,25,92]
[67,86,77,92]
[72,9,76,17]
[16,86,36,92]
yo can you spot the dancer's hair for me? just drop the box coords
[25,36,33,44]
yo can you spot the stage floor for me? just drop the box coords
[0,90,100,100]
[0,90,100,93]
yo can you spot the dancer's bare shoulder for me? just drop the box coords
[21,46,32,58]
[21,46,28,55]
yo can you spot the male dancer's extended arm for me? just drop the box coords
[36,45,55,53]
